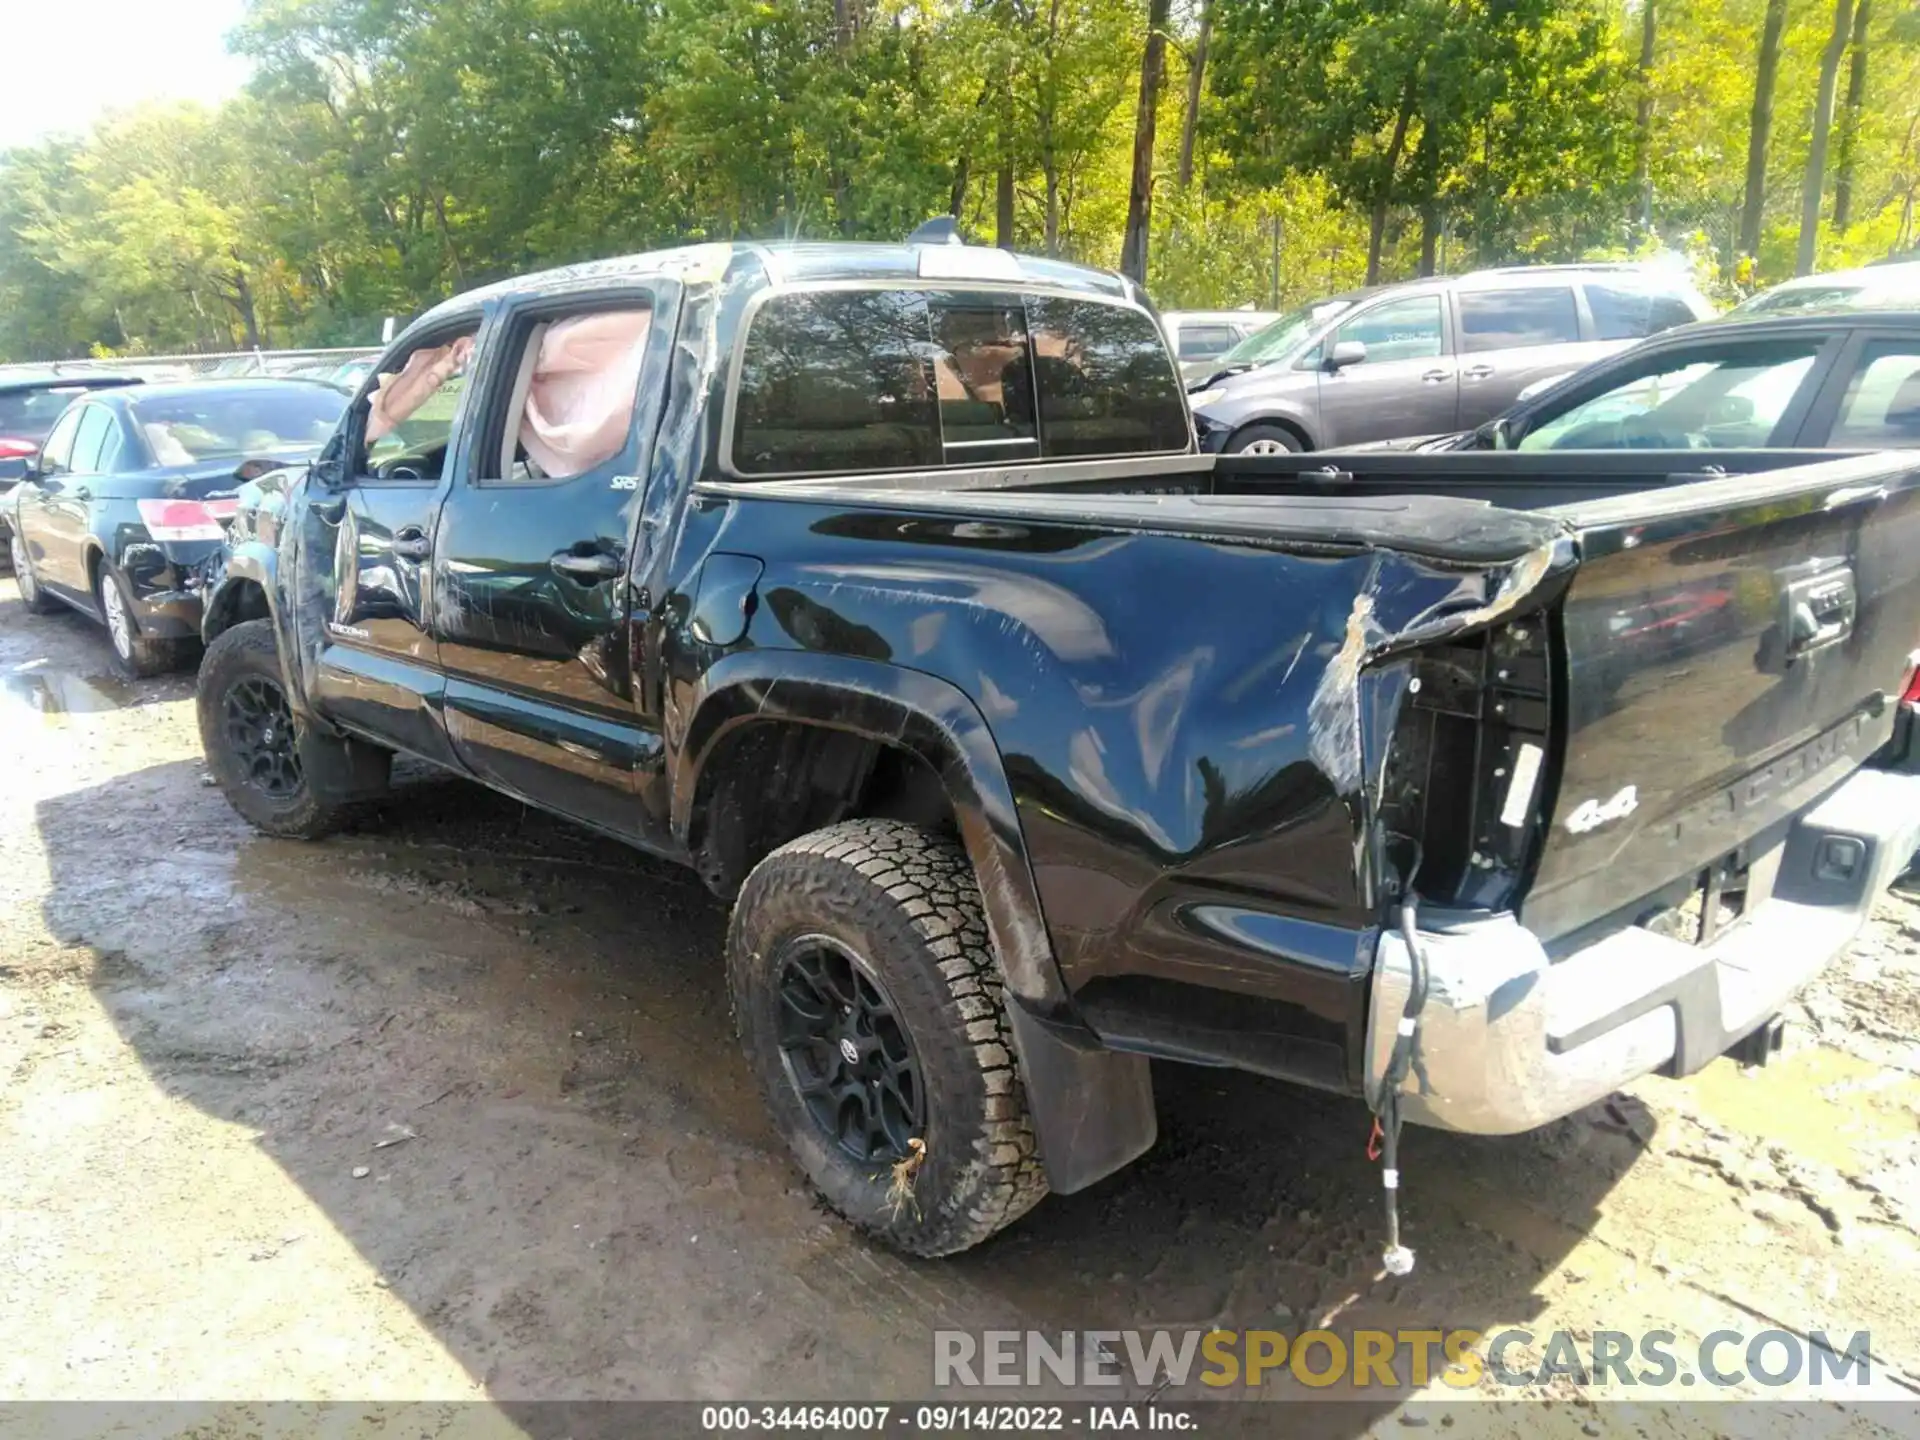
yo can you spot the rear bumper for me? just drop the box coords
[1365,766,1920,1134]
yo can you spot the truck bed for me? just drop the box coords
[702,443,1920,953]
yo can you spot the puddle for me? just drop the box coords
[1,668,143,718]
[1679,1043,1920,1171]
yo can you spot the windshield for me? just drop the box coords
[131,387,347,463]
[0,387,97,441]
[1215,299,1353,368]
[1731,284,1866,316]
[1516,347,1819,450]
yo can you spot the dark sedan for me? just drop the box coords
[1384,308,1920,453]
[0,371,145,540]
[8,380,347,675]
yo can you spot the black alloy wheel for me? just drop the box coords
[774,934,924,1164]
[222,675,303,799]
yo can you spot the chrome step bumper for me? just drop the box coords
[1365,766,1920,1135]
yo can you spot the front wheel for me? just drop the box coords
[728,819,1048,1256]
[197,619,388,839]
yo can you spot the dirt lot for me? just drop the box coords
[5,576,1920,1435]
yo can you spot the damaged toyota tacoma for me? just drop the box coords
[194,240,1920,1262]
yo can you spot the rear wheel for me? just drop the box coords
[1227,423,1304,455]
[10,533,60,615]
[198,619,388,839]
[728,819,1048,1256]
[97,564,178,678]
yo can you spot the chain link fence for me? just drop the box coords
[0,346,384,384]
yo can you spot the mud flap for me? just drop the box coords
[295,729,392,802]
[1004,1000,1156,1194]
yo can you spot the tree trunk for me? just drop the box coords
[1120,0,1171,283]
[433,192,465,285]
[1419,202,1440,276]
[228,263,263,351]
[1738,0,1790,258]
[1799,0,1858,274]
[1269,212,1282,307]
[1833,0,1872,229]
[1044,163,1060,254]
[996,165,1015,248]
[1366,76,1419,284]
[1177,0,1211,190]
[949,154,971,221]
[1634,0,1657,235]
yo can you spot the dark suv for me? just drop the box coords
[1188,264,1712,453]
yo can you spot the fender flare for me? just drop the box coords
[672,649,1066,1011]
[199,541,320,729]
[200,541,280,647]
[673,649,1157,1194]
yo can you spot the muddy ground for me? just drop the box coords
[4,578,1920,1437]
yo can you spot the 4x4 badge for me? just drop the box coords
[1564,785,1639,834]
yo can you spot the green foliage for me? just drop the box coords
[3,0,1920,360]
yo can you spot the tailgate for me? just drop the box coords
[1523,453,1920,943]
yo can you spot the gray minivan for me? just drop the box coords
[1187,264,1713,453]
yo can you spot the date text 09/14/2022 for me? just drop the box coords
[699,1405,1193,1432]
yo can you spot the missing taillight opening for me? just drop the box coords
[135,498,238,542]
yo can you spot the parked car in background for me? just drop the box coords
[8,379,348,675]
[1376,308,1920,453]
[1731,259,1920,316]
[1188,263,1714,452]
[0,371,146,541]
[1160,308,1280,382]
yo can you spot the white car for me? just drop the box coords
[1732,259,1920,316]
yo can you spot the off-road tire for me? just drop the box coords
[10,532,60,615]
[728,819,1049,1256]
[198,619,384,839]
[98,564,180,678]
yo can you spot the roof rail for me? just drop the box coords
[1459,261,1647,278]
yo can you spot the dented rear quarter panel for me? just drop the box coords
[664,486,1570,1093]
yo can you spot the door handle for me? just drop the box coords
[391,527,432,560]
[1464,364,1496,381]
[1781,567,1856,661]
[551,549,623,582]
[1420,368,1451,383]
[72,486,91,502]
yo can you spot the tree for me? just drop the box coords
[1633,0,1657,234]
[1739,0,1791,261]
[1120,0,1172,280]
[1833,0,1874,229]
[1177,0,1211,188]
[1800,0,1858,273]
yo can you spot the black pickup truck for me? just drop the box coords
[196,239,1920,1261]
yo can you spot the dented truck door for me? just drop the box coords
[310,323,482,768]
[431,289,678,841]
